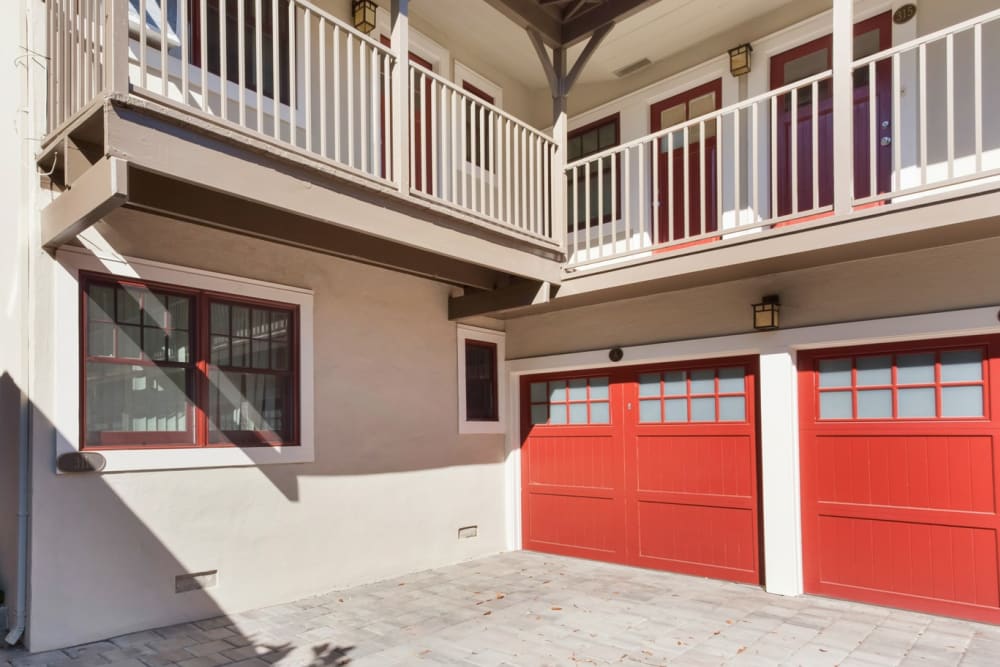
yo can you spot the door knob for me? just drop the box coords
[880,136,892,146]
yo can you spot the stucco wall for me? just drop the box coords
[25,212,508,652]
[506,234,1000,359]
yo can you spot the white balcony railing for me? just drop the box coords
[565,8,1000,269]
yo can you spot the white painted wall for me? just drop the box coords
[24,212,509,652]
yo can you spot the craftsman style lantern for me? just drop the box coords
[728,43,753,77]
[353,0,377,35]
[753,295,780,331]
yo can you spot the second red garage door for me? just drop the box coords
[800,336,1000,623]
[521,357,761,584]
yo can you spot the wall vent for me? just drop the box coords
[175,570,218,594]
[613,58,652,78]
[458,525,478,539]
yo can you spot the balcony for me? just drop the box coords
[38,1,1000,311]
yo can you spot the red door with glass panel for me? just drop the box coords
[650,80,722,245]
[800,337,1000,623]
[521,358,761,583]
[770,12,892,219]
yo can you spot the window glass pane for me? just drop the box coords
[590,402,610,424]
[718,367,744,393]
[856,356,891,386]
[664,371,686,396]
[639,399,661,423]
[659,103,686,129]
[87,284,115,321]
[211,335,230,366]
[168,295,190,330]
[231,338,251,368]
[857,389,892,418]
[567,136,581,160]
[530,404,548,425]
[598,122,616,148]
[690,369,715,394]
[231,306,251,338]
[898,387,935,418]
[691,397,715,422]
[117,324,142,359]
[88,321,115,357]
[170,331,190,363]
[252,309,270,338]
[580,129,598,155]
[271,332,289,371]
[719,396,746,421]
[569,403,588,424]
[530,382,548,404]
[210,303,230,335]
[208,370,289,441]
[942,385,984,417]
[549,381,567,402]
[252,337,271,370]
[897,353,935,385]
[568,378,588,401]
[941,349,983,383]
[820,391,852,419]
[782,48,829,85]
[143,292,168,328]
[143,327,166,361]
[689,92,716,119]
[664,398,687,422]
[116,287,142,324]
[85,363,193,445]
[819,358,852,387]
[589,377,609,400]
[638,373,661,397]
[548,404,568,424]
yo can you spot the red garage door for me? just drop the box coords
[521,358,761,584]
[800,337,1000,623]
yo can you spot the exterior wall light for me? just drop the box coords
[728,43,753,77]
[353,0,377,35]
[753,295,780,331]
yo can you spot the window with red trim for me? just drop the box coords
[463,81,496,170]
[464,340,498,421]
[567,114,620,231]
[82,274,298,449]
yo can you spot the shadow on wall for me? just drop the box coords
[4,370,362,662]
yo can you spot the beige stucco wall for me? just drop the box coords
[25,212,508,652]
[506,234,1000,359]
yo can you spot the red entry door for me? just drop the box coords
[770,12,892,218]
[650,80,722,244]
[800,337,1000,623]
[379,37,433,192]
[521,358,761,584]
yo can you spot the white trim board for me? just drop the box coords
[457,324,507,435]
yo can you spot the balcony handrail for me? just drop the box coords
[409,61,554,144]
[565,69,833,171]
[852,6,1000,68]
[293,0,395,57]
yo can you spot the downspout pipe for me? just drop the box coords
[4,392,30,647]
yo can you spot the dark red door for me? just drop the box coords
[800,337,1000,623]
[521,358,761,584]
[770,12,892,218]
[650,80,722,244]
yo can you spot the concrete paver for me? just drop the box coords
[2,551,1000,666]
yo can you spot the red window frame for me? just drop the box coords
[80,272,300,450]
[567,113,621,231]
[465,339,499,422]
[462,80,497,170]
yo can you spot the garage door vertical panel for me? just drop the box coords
[624,359,761,583]
[800,337,1000,623]
[521,373,627,563]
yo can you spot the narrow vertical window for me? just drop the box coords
[465,340,498,421]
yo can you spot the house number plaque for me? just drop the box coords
[893,4,917,25]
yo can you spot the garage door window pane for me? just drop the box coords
[664,371,686,395]
[530,382,547,403]
[549,381,567,402]
[898,387,935,418]
[549,404,568,424]
[691,397,715,421]
[718,367,744,393]
[664,398,687,422]
[590,402,610,423]
[820,391,852,419]
[589,377,609,400]
[719,396,746,421]
[568,403,588,424]
[858,389,892,418]
[639,373,661,397]
[639,399,661,423]
[857,356,891,386]
[942,385,984,417]
[530,404,548,425]
[819,358,852,387]
[690,369,715,394]
[568,378,588,401]
[941,349,983,382]
[897,353,935,384]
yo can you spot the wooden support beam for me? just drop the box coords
[561,0,657,45]
[565,22,613,92]
[482,0,563,47]
[449,280,552,319]
[41,157,128,249]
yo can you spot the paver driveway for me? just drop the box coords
[3,551,1000,666]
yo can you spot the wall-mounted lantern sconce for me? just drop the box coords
[728,43,753,77]
[753,295,780,331]
[353,0,377,35]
